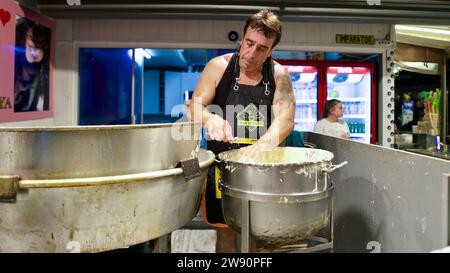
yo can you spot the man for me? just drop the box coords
[188,10,295,252]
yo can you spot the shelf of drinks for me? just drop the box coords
[296,99,317,104]
[343,114,366,119]
[327,97,367,102]
[295,118,317,123]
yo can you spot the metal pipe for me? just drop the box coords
[38,2,450,23]
[40,5,450,18]
[140,56,144,124]
[241,200,250,253]
[131,49,136,124]
[441,53,448,143]
[17,150,214,189]
[19,168,182,189]
[38,4,276,11]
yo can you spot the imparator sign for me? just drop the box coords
[336,34,375,45]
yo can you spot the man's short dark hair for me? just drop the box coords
[243,9,282,48]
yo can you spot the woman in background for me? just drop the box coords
[314,99,350,139]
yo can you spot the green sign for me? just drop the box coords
[336,34,375,45]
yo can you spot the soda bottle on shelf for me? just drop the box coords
[311,86,317,100]
[295,106,301,118]
[344,103,349,115]
[350,102,356,115]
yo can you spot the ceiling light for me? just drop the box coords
[144,49,153,59]
[395,25,450,36]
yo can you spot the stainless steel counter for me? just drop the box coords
[406,148,450,160]
[305,132,450,253]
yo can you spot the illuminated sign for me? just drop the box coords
[328,67,370,74]
[336,34,375,45]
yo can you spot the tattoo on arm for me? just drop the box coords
[275,74,294,107]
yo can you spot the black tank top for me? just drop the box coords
[207,53,276,155]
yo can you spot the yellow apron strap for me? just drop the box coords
[230,138,257,145]
[215,166,222,199]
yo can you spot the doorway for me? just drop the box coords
[78,48,234,125]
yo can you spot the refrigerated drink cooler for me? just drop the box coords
[288,65,318,132]
[277,60,376,144]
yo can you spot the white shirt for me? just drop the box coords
[314,118,350,138]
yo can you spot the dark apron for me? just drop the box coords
[203,54,275,225]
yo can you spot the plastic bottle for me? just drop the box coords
[296,106,300,118]
[351,102,356,115]
[358,102,364,114]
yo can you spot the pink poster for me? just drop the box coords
[0,0,55,122]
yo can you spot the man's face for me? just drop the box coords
[25,31,44,63]
[239,27,274,72]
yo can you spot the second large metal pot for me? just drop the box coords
[217,147,344,250]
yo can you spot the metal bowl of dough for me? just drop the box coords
[217,147,346,249]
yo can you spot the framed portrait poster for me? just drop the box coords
[0,0,55,122]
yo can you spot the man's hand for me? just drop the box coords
[205,114,235,142]
[236,142,272,163]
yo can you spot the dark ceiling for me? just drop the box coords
[36,0,450,24]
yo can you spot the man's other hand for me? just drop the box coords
[205,114,234,142]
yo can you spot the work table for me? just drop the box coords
[406,148,450,160]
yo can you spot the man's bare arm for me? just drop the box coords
[187,60,218,125]
[255,65,295,148]
[187,56,234,142]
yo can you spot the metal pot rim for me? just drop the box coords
[217,147,334,167]
[0,121,199,132]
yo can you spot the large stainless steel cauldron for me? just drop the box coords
[0,123,214,253]
[0,122,200,178]
[217,147,346,250]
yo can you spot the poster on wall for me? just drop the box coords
[0,0,55,122]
